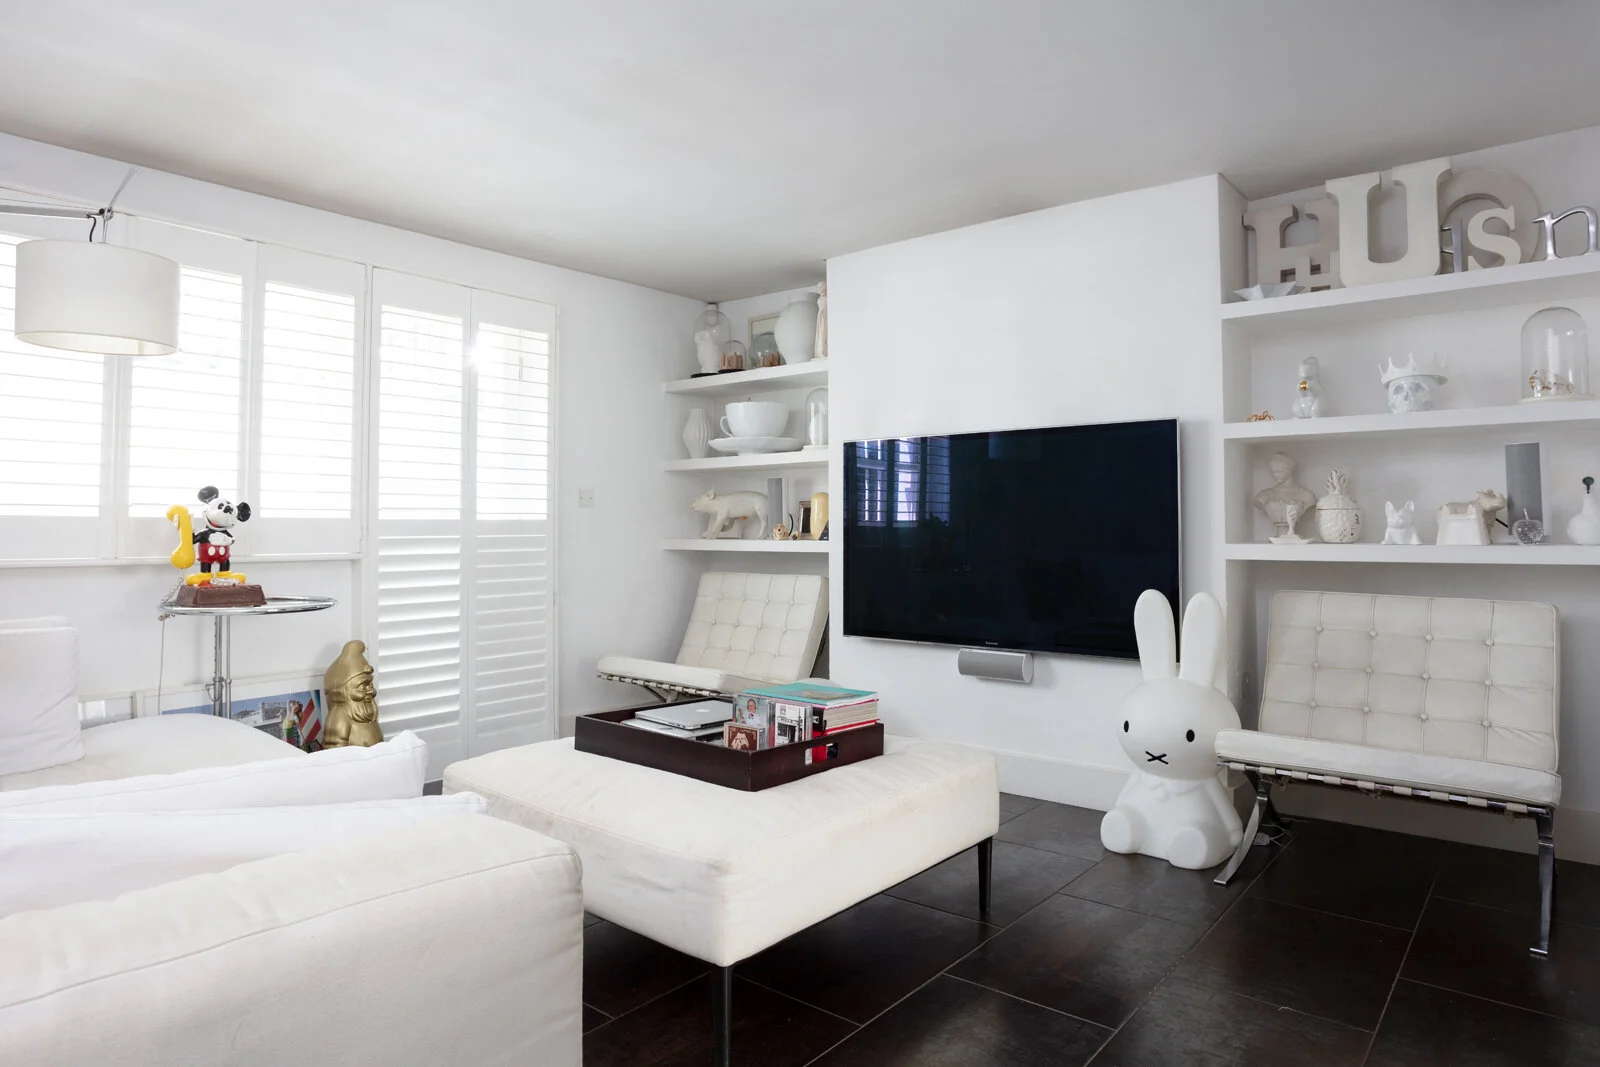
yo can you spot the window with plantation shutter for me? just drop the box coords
[126,265,244,515]
[248,246,364,557]
[0,233,103,518]
[260,283,355,517]
[0,222,109,559]
[369,271,554,779]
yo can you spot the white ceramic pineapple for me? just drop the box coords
[1316,469,1362,544]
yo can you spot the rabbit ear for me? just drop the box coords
[1134,589,1177,680]
[1178,592,1224,688]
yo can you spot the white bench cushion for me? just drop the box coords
[1259,591,1559,774]
[1216,727,1560,806]
[0,714,302,793]
[444,736,997,966]
[593,655,758,695]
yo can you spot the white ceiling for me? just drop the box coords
[2,1,1599,300]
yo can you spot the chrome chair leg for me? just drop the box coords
[1532,810,1556,958]
[1215,775,1270,887]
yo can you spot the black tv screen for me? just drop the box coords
[842,419,1179,659]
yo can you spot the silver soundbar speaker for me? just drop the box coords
[957,647,1034,684]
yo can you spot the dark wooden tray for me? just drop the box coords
[574,702,884,791]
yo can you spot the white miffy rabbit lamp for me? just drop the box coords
[1101,589,1245,870]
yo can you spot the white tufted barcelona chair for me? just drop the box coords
[596,572,829,700]
[1214,590,1561,956]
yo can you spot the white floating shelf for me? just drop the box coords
[1221,254,1600,337]
[1222,400,1600,443]
[663,538,830,554]
[1225,542,1600,566]
[663,450,829,474]
[662,362,829,397]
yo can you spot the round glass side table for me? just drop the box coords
[158,595,337,718]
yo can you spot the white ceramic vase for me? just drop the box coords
[774,293,819,366]
[1315,469,1362,544]
[682,408,712,459]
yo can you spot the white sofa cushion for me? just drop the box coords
[0,792,491,917]
[445,735,997,966]
[0,713,302,793]
[1216,727,1561,806]
[0,730,426,814]
[0,815,584,1067]
[0,624,83,777]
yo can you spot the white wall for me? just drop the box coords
[0,133,701,731]
[826,175,1228,807]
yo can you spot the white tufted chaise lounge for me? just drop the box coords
[1214,590,1562,956]
[597,572,828,700]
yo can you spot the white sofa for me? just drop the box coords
[0,712,303,792]
[0,813,585,1066]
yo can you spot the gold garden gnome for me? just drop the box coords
[323,640,382,748]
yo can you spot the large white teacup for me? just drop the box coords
[721,401,788,439]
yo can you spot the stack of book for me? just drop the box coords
[726,682,879,753]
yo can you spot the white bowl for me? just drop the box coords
[723,401,788,438]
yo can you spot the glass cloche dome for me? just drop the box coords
[692,304,732,375]
[1522,306,1590,402]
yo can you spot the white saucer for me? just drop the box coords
[709,436,803,455]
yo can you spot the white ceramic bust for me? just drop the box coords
[1253,452,1317,538]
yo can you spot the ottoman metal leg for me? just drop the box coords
[977,837,994,919]
[712,964,733,1066]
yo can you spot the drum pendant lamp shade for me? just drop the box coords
[14,239,180,356]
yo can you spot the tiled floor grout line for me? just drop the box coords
[1357,870,1437,1067]
[582,969,711,1037]
[736,973,863,1028]
[942,971,1112,1031]
[1081,829,1298,1066]
[1399,976,1583,1023]
[795,867,1083,1067]
[1246,888,1419,933]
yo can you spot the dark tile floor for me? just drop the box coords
[581,797,1600,1066]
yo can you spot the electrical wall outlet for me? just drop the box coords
[577,488,595,508]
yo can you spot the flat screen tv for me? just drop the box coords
[842,419,1179,660]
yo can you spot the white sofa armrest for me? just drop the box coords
[0,814,583,1067]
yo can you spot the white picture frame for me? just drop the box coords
[748,312,781,346]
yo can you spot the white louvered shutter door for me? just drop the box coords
[251,247,364,556]
[123,223,253,559]
[468,290,555,754]
[372,270,470,774]
[369,271,555,778]
[0,220,110,559]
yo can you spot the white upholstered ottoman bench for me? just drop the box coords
[444,735,998,1065]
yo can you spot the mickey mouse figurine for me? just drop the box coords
[167,486,252,586]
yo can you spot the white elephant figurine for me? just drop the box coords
[1100,589,1244,870]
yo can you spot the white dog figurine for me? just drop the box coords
[1382,500,1422,545]
[691,489,769,539]
[1100,590,1244,871]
